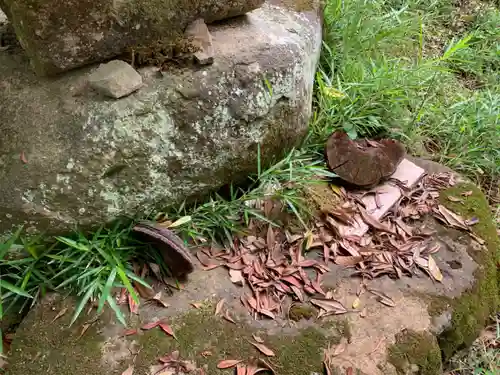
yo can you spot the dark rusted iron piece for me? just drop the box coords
[133,221,195,277]
[325,131,406,188]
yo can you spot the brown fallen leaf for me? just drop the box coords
[159,322,177,339]
[358,206,396,234]
[151,292,170,308]
[77,323,91,340]
[427,255,443,282]
[229,269,245,286]
[223,310,236,324]
[142,321,160,330]
[215,298,225,316]
[447,196,462,203]
[310,298,348,315]
[134,282,155,299]
[128,293,139,314]
[323,361,332,375]
[437,205,468,230]
[252,334,264,343]
[290,285,304,302]
[191,302,203,309]
[123,329,138,336]
[217,359,243,369]
[266,225,276,249]
[121,365,134,375]
[368,289,396,307]
[335,255,363,267]
[461,190,473,197]
[20,151,28,164]
[236,364,247,375]
[51,307,68,323]
[251,342,275,357]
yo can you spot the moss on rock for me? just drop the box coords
[437,183,499,359]
[388,329,443,375]
[134,307,345,375]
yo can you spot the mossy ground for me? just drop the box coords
[134,307,348,375]
[437,182,499,360]
[388,329,443,375]
[6,297,351,375]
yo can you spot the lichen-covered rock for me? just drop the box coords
[0,2,322,237]
[0,0,264,75]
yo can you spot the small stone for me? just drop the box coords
[88,60,142,99]
[185,18,214,65]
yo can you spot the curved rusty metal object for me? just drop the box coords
[132,221,195,277]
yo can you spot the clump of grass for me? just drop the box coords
[0,222,167,334]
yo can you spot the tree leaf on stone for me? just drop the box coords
[167,216,192,228]
[427,255,443,282]
[368,289,396,307]
[121,365,134,375]
[217,359,243,369]
[159,322,177,340]
[123,329,138,336]
[437,205,468,230]
[251,342,275,357]
[215,298,225,316]
[252,334,264,343]
[151,292,170,308]
[223,310,236,324]
[358,206,395,234]
[141,321,160,330]
[310,298,347,315]
[51,307,68,323]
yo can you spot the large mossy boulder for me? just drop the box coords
[0,2,322,238]
[0,0,264,75]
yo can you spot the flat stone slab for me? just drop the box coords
[0,2,322,238]
[0,0,264,75]
[88,60,143,99]
[6,164,499,375]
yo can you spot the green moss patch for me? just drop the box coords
[134,307,348,375]
[437,183,499,359]
[388,329,443,375]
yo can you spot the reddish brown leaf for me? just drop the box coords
[117,288,128,305]
[310,298,348,316]
[121,365,134,375]
[51,307,68,323]
[298,259,318,267]
[290,285,304,302]
[358,206,396,234]
[128,293,139,314]
[20,151,28,164]
[323,361,332,375]
[123,329,138,336]
[191,302,203,309]
[196,250,213,267]
[252,334,264,343]
[335,256,363,267]
[223,310,236,324]
[202,264,220,271]
[215,298,225,316]
[368,289,396,307]
[346,367,354,375]
[77,323,91,340]
[159,322,177,339]
[323,244,330,265]
[217,359,243,369]
[141,321,160,330]
[251,342,275,357]
[266,225,275,249]
[236,364,247,375]
[259,309,276,320]
[281,275,302,288]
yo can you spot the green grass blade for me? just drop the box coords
[0,279,32,298]
[70,282,97,326]
[106,294,126,327]
[97,268,117,313]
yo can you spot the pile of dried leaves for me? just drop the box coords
[199,172,483,319]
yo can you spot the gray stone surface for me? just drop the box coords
[0,0,264,75]
[0,2,322,237]
[88,60,143,99]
